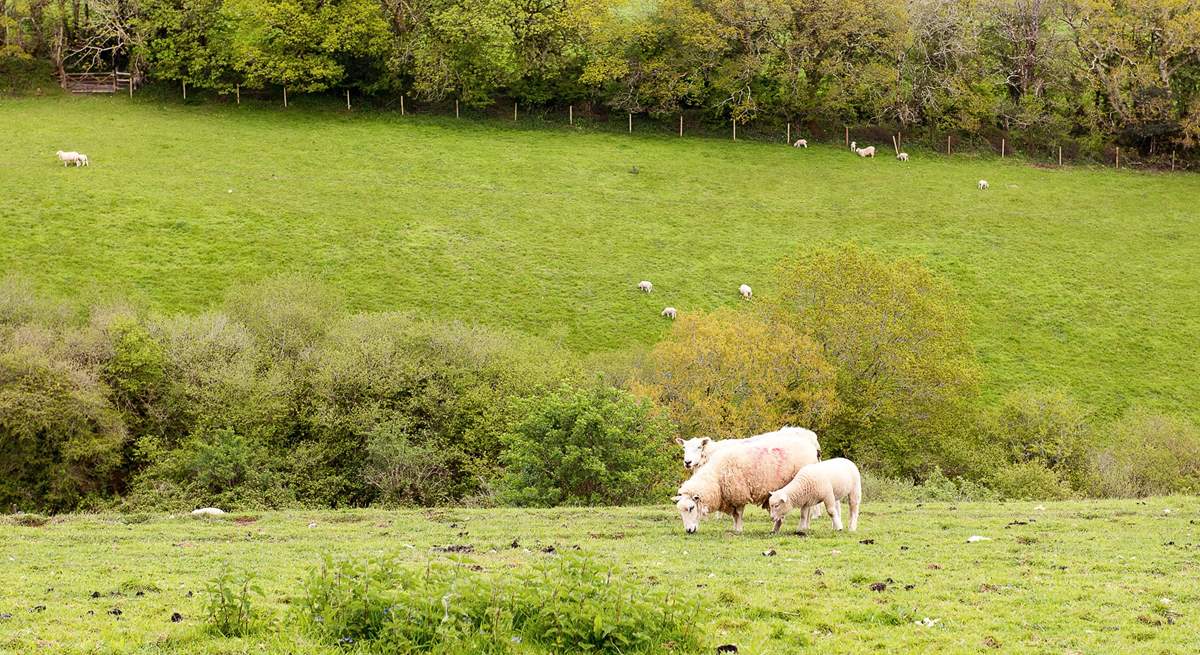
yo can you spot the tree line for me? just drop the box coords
[2,0,1199,158]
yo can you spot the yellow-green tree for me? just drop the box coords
[631,309,839,439]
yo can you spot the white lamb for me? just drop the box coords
[978,180,989,190]
[897,152,909,161]
[76,153,89,167]
[56,151,81,167]
[739,284,752,299]
[673,435,820,534]
[768,458,862,533]
[856,146,876,158]
[793,139,808,148]
[638,280,653,293]
[662,306,677,319]
[849,141,857,151]
[675,426,821,471]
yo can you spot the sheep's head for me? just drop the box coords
[767,491,792,532]
[672,492,707,533]
[675,437,712,470]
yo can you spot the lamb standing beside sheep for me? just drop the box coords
[672,430,820,534]
[768,458,861,533]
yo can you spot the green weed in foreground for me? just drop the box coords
[1,500,1197,653]
[1,96,1198,418]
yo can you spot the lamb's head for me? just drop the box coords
[674,437,712,470]
[672,491,708,533]
[767,490,792,533]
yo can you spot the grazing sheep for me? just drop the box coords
[662,306,677,319]
[638,280,653,293]
[674,434,821,534]
[897,152,909,161]
[768,458,861,533]
[739,284,752,299]
[55,151,81,167]
[855,146,876,158]
[978,179,989,190]
[76,154,89,167]
[793,139,808,148]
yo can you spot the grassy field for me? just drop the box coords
[2,95,1198,417]
[1,500,1197,653]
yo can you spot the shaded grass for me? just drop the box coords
[1,95,1198,417]
[0,500,1197,653]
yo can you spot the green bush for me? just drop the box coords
[990,389,1091,490]
[1089,410,1200,497]
[297,554,701,654]
[363,421,455,506]
[861,467,1000,503]
[989,461,1075,500]
[0,46,54,95]
[499,384,676,507]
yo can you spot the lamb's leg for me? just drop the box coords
[732,506,744,534]
[799,505,811,532]
[825,493,842,531]
[848,481,862,532]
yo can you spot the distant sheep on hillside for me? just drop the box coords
[793,139,807,148]
[978,180,989,190]
[638,280,653,293]
[662,307,677,319]
[856,146,876,158]
[739,284,752,299]
[897,152,909,161]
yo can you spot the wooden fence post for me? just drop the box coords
[1171,150,1176,170]
[1001,138,1005,158]
[679,115,683,137]
[844,126,849,147]
[346,89,351,110]
[569,105,573,125]
[1058,146,1062,166]
[455,100,460,118]
[235,84,240,105]
[947,135,951,155]
[732,119,737,141]
[1116,147,1120,169]
[787,122,790,144]
[182,79,187,100]
[628,112,632,134]
[514,102,518,121]
[400,95,405,116]
[891,134,898,155]
[283,86,288,108]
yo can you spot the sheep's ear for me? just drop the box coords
[671,495,682,503]
[699,437,711,447]
[674,437,685,446]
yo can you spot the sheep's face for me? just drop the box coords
[675,437,712,470]
[768,492,792,531]
[673,493,705,533]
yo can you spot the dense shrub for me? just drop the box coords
[988,389,1091,492]
[0,346,128,511]
[499,385,676,507]
[988,461,1075,500]
[0,46,53,94]
[861,467,1000,503]
[363,421,456,506]
[298,553,701,654]
[1088,410,1200,497]
[631,309,839,438]
[204,566,266,637]
[769,244,984,477]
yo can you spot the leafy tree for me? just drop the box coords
[631,309,839,438]
[140,0,238,91]
[500,384,676,506]
[768,243,982,476]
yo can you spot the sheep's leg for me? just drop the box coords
[798,505,811,532]
[825,493,842,531]
[848,480,862,532]
[732,506,744,534]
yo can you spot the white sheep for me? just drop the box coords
[768,458,861,533]
[674,434,820,534]
[793,139,808,148]
[638,280,653,293]
[856,146,876,158]
[191,507,226,517]
[56,151,81,167]
[897,152,909,161]
[675,426,821,471]
[978,180,989,190]
[739,284,752,299]
[849,141,857,151]
[76,153,89,167]
[662,306,677,319]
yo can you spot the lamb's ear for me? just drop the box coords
[699,437,711,447]
[674,437,685,446]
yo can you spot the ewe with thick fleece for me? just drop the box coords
[673,434,819,534]
[856,146,876,158]
[675,426,820,471]
[768,458,861,533]
[56,151,81,166]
